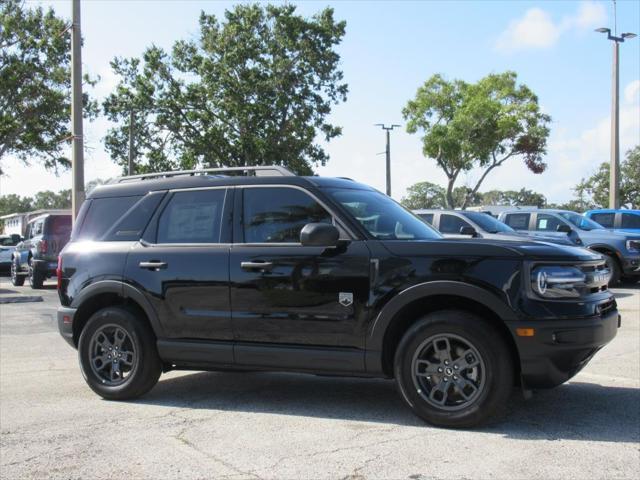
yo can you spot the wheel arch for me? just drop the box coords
[365,281,520,378]
[70,281,163,346]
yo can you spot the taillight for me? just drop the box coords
[56,255,63,290]
[39,239,48,254]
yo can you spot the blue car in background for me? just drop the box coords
[584,209,640,234]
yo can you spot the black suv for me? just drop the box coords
[57,167,620,427]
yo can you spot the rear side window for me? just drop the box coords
[621,213,640,228]
[243,187,332,243]
[47,216,72,236]
[439,214,472,234]
[504,213,530,230]
[157,189,225,244]
[418,213,434,225]
[104,192,165,241]
[591,212,615,228]
[77,196,142,240]
[535,213,563,232]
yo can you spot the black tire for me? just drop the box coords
[78,306,162,400]
[394,310,513,428]
[10,259,25,286]
[27,260,44,289]
[603,254,621,286]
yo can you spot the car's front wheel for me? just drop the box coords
[394,310,513,428]
[78,306,162,400]
[603,254,621,286]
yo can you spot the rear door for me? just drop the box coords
[126,187,233,342]
[502,212,531,231]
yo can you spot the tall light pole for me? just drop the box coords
[128,110,135,176]
[375,124,400,196]
[71,0,85,222]
[595,24,637,208]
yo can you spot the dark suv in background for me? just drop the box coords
[57,167,620,428]
[12,213,72,288]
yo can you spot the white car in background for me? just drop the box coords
[0,234,22,270]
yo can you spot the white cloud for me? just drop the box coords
[624,80,640,104]
[496,1,607,53]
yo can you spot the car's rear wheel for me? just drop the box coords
[603,254,621,286]
[27,260,44,289]
[78,306,162,400]
[394,310,513,428]
[10,259,24,286]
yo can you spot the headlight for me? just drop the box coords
[626,240,640,253]
[530,265,588,299]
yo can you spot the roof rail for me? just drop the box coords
[112,165,296,183]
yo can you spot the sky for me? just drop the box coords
[1,0,639,204]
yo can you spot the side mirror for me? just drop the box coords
[556,224,572,234]
[459,226,477,237]
[300,223,340,247]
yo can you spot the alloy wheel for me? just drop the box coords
[411,333,486,411]
[88,324,137,386]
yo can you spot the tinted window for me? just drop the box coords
[504,213,530,230]
[590,212,615,228]
[0,236,19,246]
[621,213,640,228]
[32,221,43,236]
[158,190,225,244]
[243,187,332,243]
[328,188,440,240]
[535,213,564,232]
[439,214,472,234]
[558,212,603,231]
[47,216,72,236]
[77,196,142,240]
[105,193,165,241]
[461,211,514,233]
[418,213,434,225]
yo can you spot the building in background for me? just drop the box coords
[1,210,71,237]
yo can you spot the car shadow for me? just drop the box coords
[135,371,639,442]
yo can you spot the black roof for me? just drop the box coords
[89,174,374,199]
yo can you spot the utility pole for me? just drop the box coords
[128,110,135,176]
[596,2,637,208]
[375,124,400,196]
[71,0,85,222]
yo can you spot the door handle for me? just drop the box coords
[241,261,274,271]
[139,261,168,271]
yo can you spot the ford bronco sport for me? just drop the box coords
[57,167,620,427]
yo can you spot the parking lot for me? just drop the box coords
[0,276,638,480]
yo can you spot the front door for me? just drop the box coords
[229,186,371,351]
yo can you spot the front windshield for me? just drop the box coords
[328,188,441,240]
[460,212,515,233]
[559,212,604,231]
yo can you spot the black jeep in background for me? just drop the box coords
[12,213,72,289]
[56,167,620,428]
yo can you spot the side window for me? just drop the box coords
[439,214,472,234]
[77,196,142,240]
[243,187,332,243]
[105,193,165,241]
[157,189,225,244]
[591,213,615,228]
[418,213,434,225]
[621,213,640,229]
[504,213,530,230]
[33,221,43,236]
[535,213,563,232]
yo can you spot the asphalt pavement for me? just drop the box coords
[0,276,638,479]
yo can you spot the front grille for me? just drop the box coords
[598,298,616,316]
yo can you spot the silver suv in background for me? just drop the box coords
[498,209,640,284]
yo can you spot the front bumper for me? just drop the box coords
[509,306,620,389]
[620,253,640,276]
[57,306,77,348]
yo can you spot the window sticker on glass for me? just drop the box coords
[539,219,548,229]
[166,204,218,241]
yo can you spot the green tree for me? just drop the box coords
[0,0,97,173]
[103,4,347,175]
[481,188,547,207]
[403,72,550,209]
[401,181,446,209]
[0,194,32,217]
[31,190,71,210]
[576,146,640,209]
